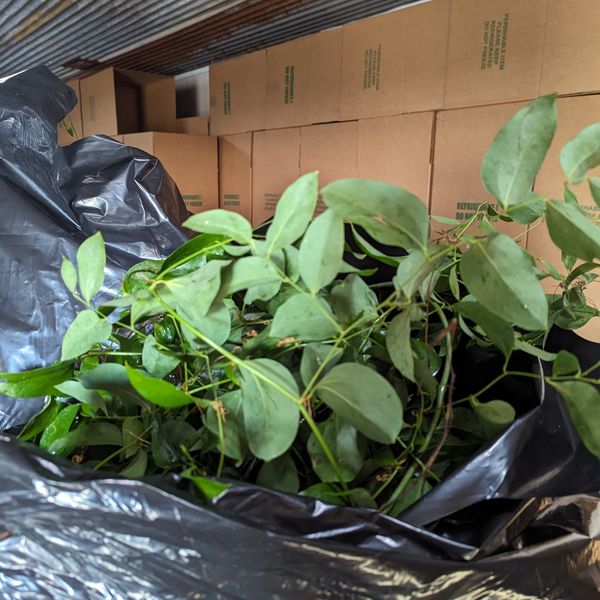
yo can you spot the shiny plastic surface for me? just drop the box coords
[1,383,599,598]
[0,67,187,430]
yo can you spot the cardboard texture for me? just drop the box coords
[266,29,342,129]
[528,95,600,342]
[176,116,209,136]
[58,79,83,146]
[540,0,600,97]
[301,121,359,212]
[444,0,547,110]
[340,0,450,121]
[358,112,434,203]
[209,51,267,136]
[80,67,176,137]
[430,102,529,239]
[252,128,301,226]
[122,132,218,214]
[219,134,253,222]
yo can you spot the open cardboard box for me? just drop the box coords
[80,67,176,137]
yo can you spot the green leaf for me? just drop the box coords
[0,361,73,398]
[300,343,343,387]
[449,265,460,300]
[221,256,281,295]
[122,417,145,457]
[184,209,253,245]
[77,232,106,303]
[394,250,437,300]
[461,233,548,330]
[506,192,547,224]
[18,399,61,442]
[387,311,415,382]
[39,404,79,452]
[546,200,600,261]
[182,300,232,346]
[244,281,282,304]
[471,398,516,439]
[299,209,344,294]
[265,172,318,254]
[160,233,226,275]
[455,298,514,358]
[257,453,299,493]
[126,367,204,408]
[121,450,148,477]
[61,257,77,295]
[552,350,581,377]
[48,422,122,456]
[481,95,556,208]
[330,274,379,324]
[350,226,400,267]
[186,475,231,500]
[550,381,600,459]
[61,310,112,361]
[55,380,107,414]
[142,335,180,378]
[513,338,557,361]
[224,244,251,257]
[307,416,365,483]
[130,294,164,325]
[589,177,600,208]
[159,259,228,319]
[388,478,432,517]
[206,391,248,462]
[322,179,428,250]
[561,122,600,185]
[316,363,403,444]
[431,215,460,225]
[271,293,339,341]
[239,358,300,461]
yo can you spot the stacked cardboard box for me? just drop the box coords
[212,0,600,341]
[58,67,218,214]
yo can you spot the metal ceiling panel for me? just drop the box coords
[0,0,421,79]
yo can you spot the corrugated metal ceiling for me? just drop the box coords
[0,0,421,80]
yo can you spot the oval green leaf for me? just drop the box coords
[315,363,403,444]
[560,122,600,185]
[271,293,340,341]
[546,200,600,261]
[61,310,113,361]
[461,233,548,330]
[481,95,556,208]
[77,232,106,303]
[184,209,253,245]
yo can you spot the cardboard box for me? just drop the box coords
[430,102,529,239]
[444,0,547,109]
[540,0,600,97]
[219,133,252,222]
[122,132,218,214]
[300,121,359,212]
[176,116,209,136]
[209,50,267,136]
[358,112,434,204]
[80,67,176,137]
[252,128,301,226]
[58,79,83,145]
[340,0,450,120]
[266,29,342,129]
[527,95,600,341]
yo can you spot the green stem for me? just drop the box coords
[150,290,349,488]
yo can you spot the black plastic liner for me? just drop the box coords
[0,66,188,430]
[1,67,599,599]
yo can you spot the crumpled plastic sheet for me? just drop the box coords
[1,66,600,599]
[0,66,188,430]
[1,383,599,598]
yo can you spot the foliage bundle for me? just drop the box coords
[4,95,600,515]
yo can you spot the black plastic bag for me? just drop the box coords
[0,67,188,430]
[1,67,599,599]
[1,380,599,598]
